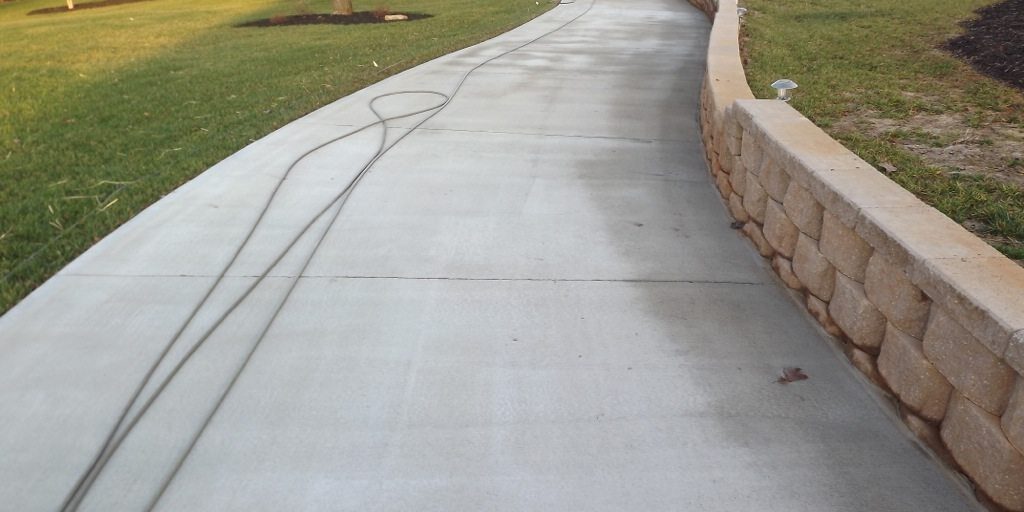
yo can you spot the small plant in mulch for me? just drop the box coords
[944,0,1024,91]
[28,0,152,15]
[238,11,429,28]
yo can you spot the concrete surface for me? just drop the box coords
[0,0,980,510]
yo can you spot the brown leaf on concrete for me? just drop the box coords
[777,367,809,384]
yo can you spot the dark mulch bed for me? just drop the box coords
[238,11,431,28]
[944,0,1024,91]
[28,0,151,15]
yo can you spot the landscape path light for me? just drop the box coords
[770,79,798,102]
[737,7,747,16]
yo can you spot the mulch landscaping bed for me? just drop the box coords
[944,0,1024,91]
[28,0,152,15]
[238,12,431,28]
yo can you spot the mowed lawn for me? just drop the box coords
[740,0,1024,259]
[0,0,554,314]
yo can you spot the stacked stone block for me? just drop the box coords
[696,94,1024,509]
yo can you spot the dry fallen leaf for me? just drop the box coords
[777,367,809,384]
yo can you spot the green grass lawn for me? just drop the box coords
[0,0,554,314]
[739,0,1024,260]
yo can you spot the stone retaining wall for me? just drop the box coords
[690,0,1024,509]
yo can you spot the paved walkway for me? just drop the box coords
[0,1,979,510]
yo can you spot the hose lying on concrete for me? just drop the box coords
[59,1,596,511]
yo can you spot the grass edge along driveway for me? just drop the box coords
[0,0,556,314]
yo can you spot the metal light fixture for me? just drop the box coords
[770,79,798,102]
[737,7,747,16]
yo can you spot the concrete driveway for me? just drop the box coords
[0,0,979,510]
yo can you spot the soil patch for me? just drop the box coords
[834,106,1024,188]
[238,12,431,28]
[28,0,152,15]
[834,106,1024,260]
[944,0,1024,91]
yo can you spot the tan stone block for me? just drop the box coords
[783,182,823,239]
[725,123,743,157]
[819,210,873,282]
[729,101,857,166]
[793,233,835,301]
[864,254,931,339]
[1008,331,1024,376]
[728,193,749,222]
[710,153,724,177]
[741,221,775,258]
[848,346,884,387]
[758,142,812,193]
[711,122,724,148]
[923,307,1016,415]
[740,132,763,175]
[771,255,802,290]
[726,115,743,142]
[941,393,1024,511]
[878,324,951,422]
[742,173,768,224]
[807,294,843,337]
[901,409,938,440]
[719,148,736,175]
[1003,378,1024,454]
[726,133,742,157]
[715,170,732,199]
[900,410,956,467]
[912,256,1024,357]
[763,200,799,259]
[855,205,1001,270]
[729,156,747,196]
[856,207,1024,356]
[730,99,776,130]
[829,273,886,350]
[759,158,791,202]
[806,168,922,229]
